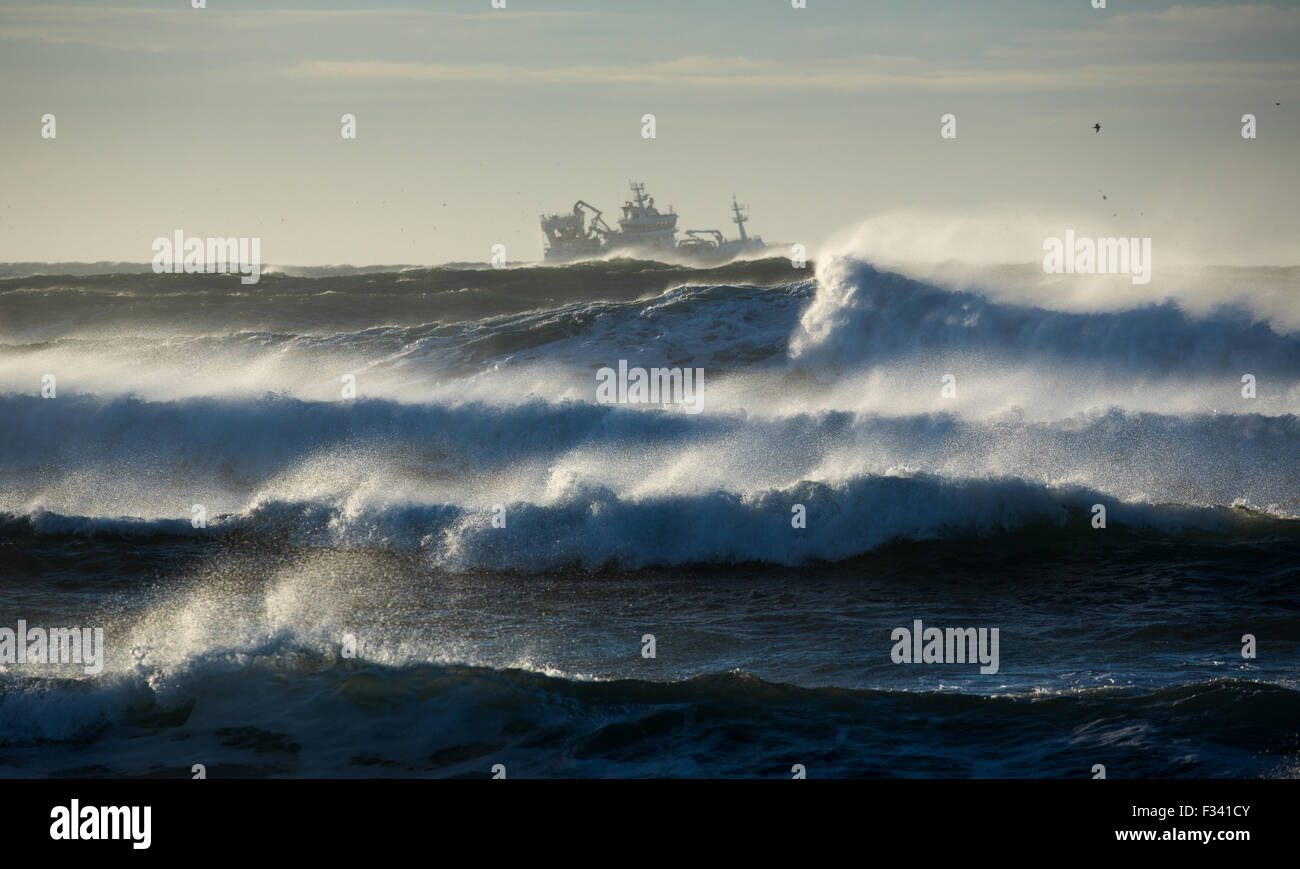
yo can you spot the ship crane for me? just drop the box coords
[573,200,613,236]
[682,229,724,249]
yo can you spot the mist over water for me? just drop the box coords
[2,246,1297,777]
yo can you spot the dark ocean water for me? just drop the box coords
[1,257,1297,777]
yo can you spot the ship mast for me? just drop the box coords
[730,195,749,242]
[629,181,649,210]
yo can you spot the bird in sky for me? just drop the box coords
[1093,123,1102,133]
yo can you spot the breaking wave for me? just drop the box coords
[2,254,1298,570]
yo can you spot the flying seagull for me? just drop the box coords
[1093,123,1102,133]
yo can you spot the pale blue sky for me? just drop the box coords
[2,0,1296,265]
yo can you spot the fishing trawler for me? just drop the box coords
[540,181,767,262]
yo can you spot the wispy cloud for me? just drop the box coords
[0,5,591,52]
[286,55,1299,92]
[5,1,1297,94]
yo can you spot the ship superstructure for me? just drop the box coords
[604,182,678,253]
[538,199,608,260]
